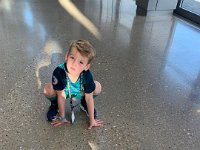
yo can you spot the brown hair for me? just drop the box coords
[68,40,96,64]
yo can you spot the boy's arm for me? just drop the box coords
[51,90,70,126]
[85,93,95,122]
[85,93,103,129]
[56,90,66,118]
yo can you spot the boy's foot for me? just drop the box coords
[80,97,98,119]
[47,101,58,121]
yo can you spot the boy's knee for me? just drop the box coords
[43,83,56,97]
[94,81,101,95]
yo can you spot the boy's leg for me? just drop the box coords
[80,96,98,119]
[93,81,102,95]
[80,81,101,119]
[43,83,58,121]
[43,83,56,97]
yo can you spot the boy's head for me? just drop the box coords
[65,40,96,76]
[67,40,96,64]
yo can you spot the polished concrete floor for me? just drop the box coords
[1,0,200,149]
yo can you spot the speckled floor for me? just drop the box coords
[1,0,200,149]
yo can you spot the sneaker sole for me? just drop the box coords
[80,104,89,117]
[79,104,98,119]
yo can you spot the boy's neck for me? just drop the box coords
[67,73,80,83]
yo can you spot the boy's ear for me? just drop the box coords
[84,63,91,71]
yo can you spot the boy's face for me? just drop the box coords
[66,47,90,77]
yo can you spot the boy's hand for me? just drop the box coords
[88,119,103,129]
[51,116,71,127]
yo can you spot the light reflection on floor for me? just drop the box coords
[164,21,200,88]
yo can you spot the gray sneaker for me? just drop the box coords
[80,97,97,119]
[47,101,58,121]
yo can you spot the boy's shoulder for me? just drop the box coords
[54,63,67,73]
[53,63,66,78]
[82,69,92,76]
[82,69,94,81]
[57,63,66,70]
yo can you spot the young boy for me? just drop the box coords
[43,40,103,129]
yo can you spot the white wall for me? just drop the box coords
[156,0,178,10]
[147,0,157,10]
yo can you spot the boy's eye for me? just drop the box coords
[79,61,83,64]
[70,56,74,59]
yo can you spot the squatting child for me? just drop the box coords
[43,40,103,129]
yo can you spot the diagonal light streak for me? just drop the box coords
[88,141,98,150]
[58,0,102,40]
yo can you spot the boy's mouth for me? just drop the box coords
[70,67,76,71]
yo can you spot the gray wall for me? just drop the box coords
[136,0,178,11]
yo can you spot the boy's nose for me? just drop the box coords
[72,59,78,66]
